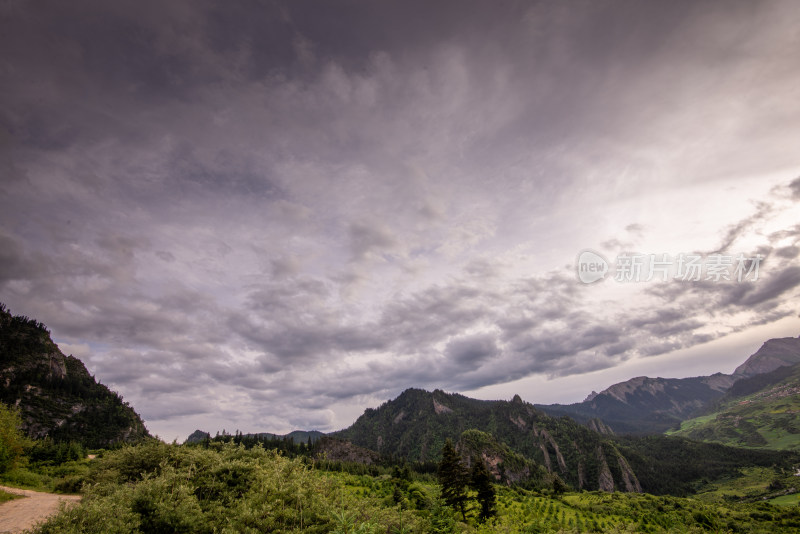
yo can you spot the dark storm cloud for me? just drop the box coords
[734,266,800,307]
[3,0,800,438]
[774,246,800,260]
[0,232,46,282]
[445,334,498,366]
[789,177,800,199]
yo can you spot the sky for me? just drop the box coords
[1,0,800,442]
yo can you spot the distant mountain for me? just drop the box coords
[262,430,325,445]
[733,336,800,378]
[0,303,150,448]
[184,429,211,444]
[538,374,735,434]
[333,388,643,492]
[537,335,800,435]
[668,362,800,450]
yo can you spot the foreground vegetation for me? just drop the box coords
[0,489,20,504]
[1,440,791,533]
[3,405,800,533]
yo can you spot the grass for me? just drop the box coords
[770,493,800,507]
[693,465,800,507]
[695,467,776,501]
[669,394,800,450]
[0,459,90,493]
[0,467,50,490]
[666,413,718,435]
[758,426,800,451]
[0,489,22,504]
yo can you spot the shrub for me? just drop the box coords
[0,402,31,472]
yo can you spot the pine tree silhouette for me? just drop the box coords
[470,455,496,522]
[437,439,468,520]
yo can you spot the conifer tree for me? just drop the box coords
[437,439,468,520]
[470,455,496,522]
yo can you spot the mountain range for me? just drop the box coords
[327,386,795,496]
[538,336,800,434]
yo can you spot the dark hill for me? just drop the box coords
[0,303,150,448]
[333,388,642,492]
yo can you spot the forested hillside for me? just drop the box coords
[0,304,149,447]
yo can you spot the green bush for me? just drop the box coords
[0,402,31,472]
[1,466,48,489]
[33,442,427,534]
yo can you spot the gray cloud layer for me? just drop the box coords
[2,0,799,438]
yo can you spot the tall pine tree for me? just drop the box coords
[470,455,496,522]
[437,439,468,520]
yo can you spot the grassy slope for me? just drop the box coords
[667,366,800,451]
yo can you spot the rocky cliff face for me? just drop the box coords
[733,337,800,378]
[0,304,150,447]
[587,418,615,435]
[457,429,535,485]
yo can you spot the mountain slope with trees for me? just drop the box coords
[332,387,799,497]
[0,304,149,448]
[334,388,648,492]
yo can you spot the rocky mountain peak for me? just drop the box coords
[733,336,800,378]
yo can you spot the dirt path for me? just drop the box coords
[0,486,80,534]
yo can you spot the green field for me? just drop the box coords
[770,494,800,507]
[693,466,800,505]
[669,380,800,451]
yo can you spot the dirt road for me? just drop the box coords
[0,486,80,534]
